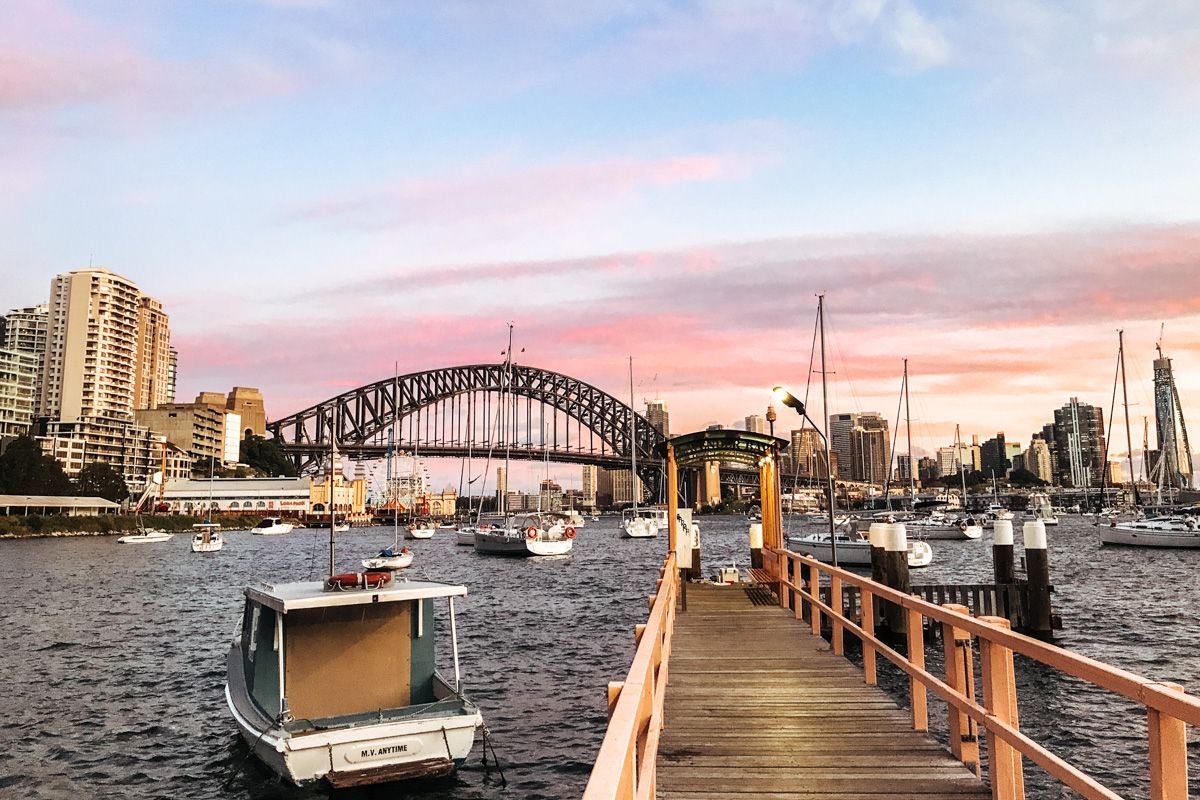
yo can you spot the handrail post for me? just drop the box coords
[979,616,1024,800]
[1147,682,1188,800]
[860,587,876,685]
[941,603,979,776]
[809,561,821,636]
[905,602,928,731]
[830,573,844,655]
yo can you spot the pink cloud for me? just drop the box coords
[286,153,741,234]
[175,222,1200,457]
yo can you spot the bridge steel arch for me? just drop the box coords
[267,363,666,497]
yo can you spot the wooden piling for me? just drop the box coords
[992,519,1015,586]
[881,523,910,634]
[868,522,886,585]
[1022,520,1052,639]
[749,522,764,570]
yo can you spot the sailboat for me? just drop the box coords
[1099,331,1200,548]
[226,404,481,789]
[907,424,982,540]
[191,457,225,552]
[364,389,415,570]
[475,324,575,556]
[118,470,173,543]
[621,357,657,539]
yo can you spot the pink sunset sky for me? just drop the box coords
[3,2,1199,486]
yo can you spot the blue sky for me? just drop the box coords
[3,1,1199,483]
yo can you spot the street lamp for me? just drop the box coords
[771,385,839,565]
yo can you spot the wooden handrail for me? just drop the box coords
[583,552,678,800]
[768,547,1196,800]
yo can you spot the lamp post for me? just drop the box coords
[772,385,838,566]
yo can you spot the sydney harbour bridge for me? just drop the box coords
[267,363,762,500]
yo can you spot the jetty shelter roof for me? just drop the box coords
[654,429,788,469]
[0,495,121,515]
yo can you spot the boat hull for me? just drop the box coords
[117,531,172,544]
[907,525,982,540]
[361,553,414,570]
[405,528,436,540]
[252,525,293,536]
[473,530,573,556]
[455,529,477,547]
[191,539,224,552]
[1099,526,1200,548]
[620,519,657,538]
[226,660,479,787]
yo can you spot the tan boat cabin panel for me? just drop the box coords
[284,601,412,720]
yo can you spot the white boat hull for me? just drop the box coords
[117,531,173,544]
[455,529,477,547]
[361,552,414,570]
[1099,525,1200,548]
[473,530,573,556]
[906,524,982,540]
[226,660,479,787]
[621,519,658,538]
[191,538,224,552]
[252,524,294,536]
[405,527,436,540]
[789,536,933,568]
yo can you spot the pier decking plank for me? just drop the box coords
[657,584,989,799]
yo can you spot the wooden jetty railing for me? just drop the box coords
[582,552,678,800]
[768,547,1199,800]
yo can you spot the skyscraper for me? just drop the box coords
[35,269,174,488]
[830,412,887,481]
[848,415,889,484]
[1153,352,1193,490]
[581,464,598,508]
[745,414,766,434]
[1053,398,1106,488]
[645,401,669,438]
[0,304,48,416]
[40,269,171,421]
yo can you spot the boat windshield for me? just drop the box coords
[254,518,277,529]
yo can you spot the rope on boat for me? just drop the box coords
[480,722,507,786]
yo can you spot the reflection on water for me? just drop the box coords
[1,514,1196,799]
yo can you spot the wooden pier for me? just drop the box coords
[657,582,989,799]
[583,432,1200,800]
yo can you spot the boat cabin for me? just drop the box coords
[236,579,467,726]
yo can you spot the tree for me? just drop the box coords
[0,435,73,495]
[74,462,130,503]
[240,435,298,477]
[1008,468,1048,488]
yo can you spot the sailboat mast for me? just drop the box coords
[1118,331,1138,507]
[392,365,399,541]
[329,404,337,576]
[818,295,837,564]
[629,356,638,514]
[955,423,967,507]
[904,359,915,506]
[501,322,514,517]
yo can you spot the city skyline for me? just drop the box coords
[2,2,1198,477]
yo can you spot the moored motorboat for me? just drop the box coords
[1027,492,1059,526]
[620,508,657,538]
[225,574,483,788]
[252,517,294,535]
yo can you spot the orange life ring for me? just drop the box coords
[326,571,392,590]
[565,526,576,539]
[958,521,968,532]
[526,526,539,540]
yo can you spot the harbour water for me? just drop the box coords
[1,515,1196,799]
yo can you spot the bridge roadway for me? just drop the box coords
[657,583,989,800]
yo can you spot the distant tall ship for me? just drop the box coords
[1151,342,1194,501]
